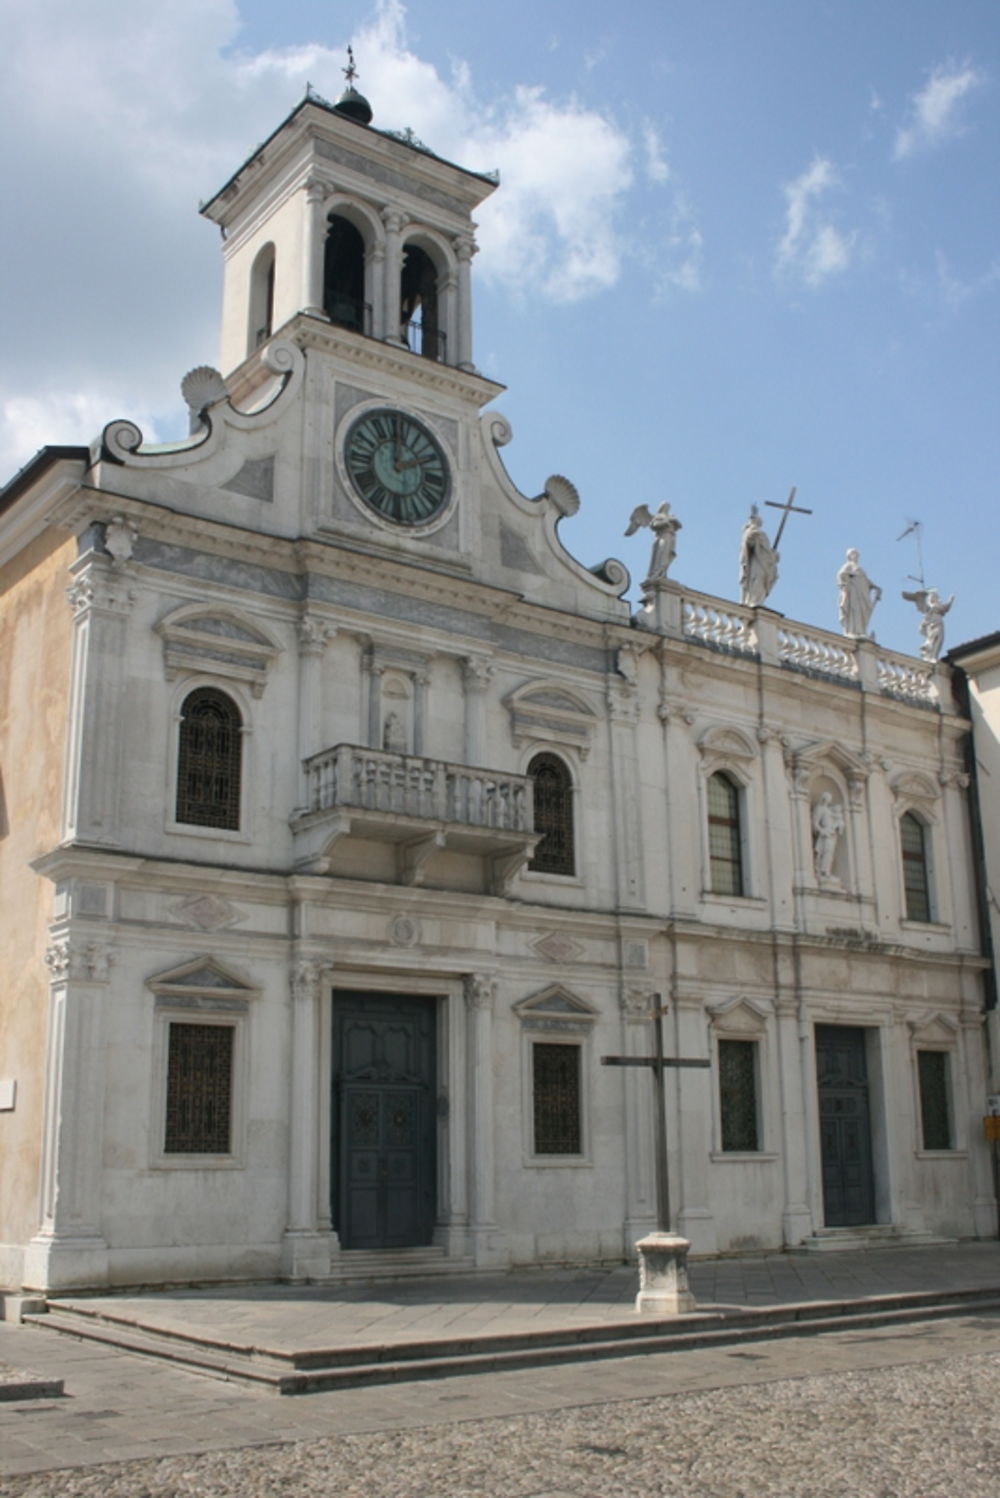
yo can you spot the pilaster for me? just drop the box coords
[302,178,328,316]
[282,955,336,1279]
[62,551,135,846]
[23,932,113,1291]
[606,682,645,911]
[464,973,500,1265]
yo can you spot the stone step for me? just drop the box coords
[796,1227,957,1253]
[317,1247,476,1283]
[25,1286,1000,1396]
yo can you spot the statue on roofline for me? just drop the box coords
[902,588,955,662]
[739,505,779,608]
[625,501,682,582]
[837,549,882,639]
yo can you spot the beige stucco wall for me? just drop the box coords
[0,528,75,1270]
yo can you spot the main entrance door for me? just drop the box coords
[815,1025,876,1227]
[332,992,437,1250]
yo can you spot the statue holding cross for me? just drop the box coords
[602,999,710,1314]
[738,488,812,609]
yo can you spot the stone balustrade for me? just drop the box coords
[303,744,533,831]
[874,648,938,708]
[777,625,860,683]
[681,595,759,657]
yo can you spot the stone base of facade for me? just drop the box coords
[23,1233,109,1293]
[281,1229,336,1281]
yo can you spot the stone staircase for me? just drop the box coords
[24,1286,1000,1396]
[795,1226,957,1253]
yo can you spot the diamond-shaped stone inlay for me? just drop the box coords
[169,894,240,931]
[533,932,584,964]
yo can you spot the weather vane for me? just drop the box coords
[343,45,358,87]
[896,519,925,589]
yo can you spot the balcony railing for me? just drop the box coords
[294,744,537,889]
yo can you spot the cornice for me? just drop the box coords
[288,315,505,407]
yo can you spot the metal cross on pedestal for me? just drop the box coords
[601,1002,710,1234]
[765,485,813,549]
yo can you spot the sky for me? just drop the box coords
[1,0,997,655]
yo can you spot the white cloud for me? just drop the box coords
[894,61,984,159]
[775,157,857,287]
[934,251,1000,310]
[642,122,671,185]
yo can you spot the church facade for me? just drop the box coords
[1,87,995,1294]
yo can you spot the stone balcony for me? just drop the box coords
[291,744,539,891]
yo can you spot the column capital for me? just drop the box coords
[464,974,496,1012]
[292,957,332,1003]
[382,205,408,233]
[454,233,478,262]
[298,614,335,654]
[45,935,114,985]
[67,561,135,620]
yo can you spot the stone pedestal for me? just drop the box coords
[634,1231,696,1315]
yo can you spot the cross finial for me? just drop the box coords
[343,45,358,87]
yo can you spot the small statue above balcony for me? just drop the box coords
[837,549,882,639]
[624,501,682,582]
[382,712,408,753]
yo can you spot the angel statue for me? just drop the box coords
[902,587,955,662]
[625,501,682,581]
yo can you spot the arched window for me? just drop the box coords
[707,771,744,896]
[324,215,367,331]
[248,243,275,353]
[400,244,442,360]
[176,688,242,830]
[527,753,575,876]
[900,811,931,922]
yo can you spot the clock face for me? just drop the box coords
[344,408,450,525]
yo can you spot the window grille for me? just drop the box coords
[533,1043,581,1154]
[527,753,575,875]
[917,1050,951,1150]
[719,1038,759,1151]
[708,772,744,895]
[176,687,242,829]
[901,812,931,922]
[164,1022,234,1153]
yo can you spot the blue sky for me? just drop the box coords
[1,0,996,654]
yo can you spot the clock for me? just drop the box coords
[344,407,450,525]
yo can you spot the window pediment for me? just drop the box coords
[891,771,940,808]
[157,604,281,697]
[697,724,757,766]
[906,1011,959,1044]
[515,984,597,1031]
[507,682,597,756]
[146,954,258,1000]
[706,995,773,1034]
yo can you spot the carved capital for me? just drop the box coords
[67,569,135,619]
[939,769,970,791]
[382,206,407,234]
[658,693,695,726]
[621,986,656,1020]
[463,657,493,692]
[606,682,640,724]
[305,176,329,206]
[298,614,334,654]
[45,937,113,984]
[292,958,330,1003]
[454,234,478,263]
[464,974,496,1012]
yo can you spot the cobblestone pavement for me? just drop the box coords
[1,1310,999,1493]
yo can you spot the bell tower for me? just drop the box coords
[201,62,497,379]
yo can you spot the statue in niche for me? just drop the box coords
[382,711,408,754]
[739,505,779,608]
[837,549,882,639]
[624,501,682,581]
[902,587,955,662]
[812,792,845,882]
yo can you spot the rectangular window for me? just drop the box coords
[901,813,932,922]
[917,1050,952,1150]
[708,774,744,896]
[165,1022,234,1153]
[719,1039,759,1151]
[532,1043,581,1155]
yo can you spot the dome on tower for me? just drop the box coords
[333,85,373,125]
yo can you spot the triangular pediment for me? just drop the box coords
[698,724,757,762]
[707,994,773,1034]
[146,954,257,997]
[514,984,598,1023]
[906,1011,960,1044]
[790,739,869,777]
